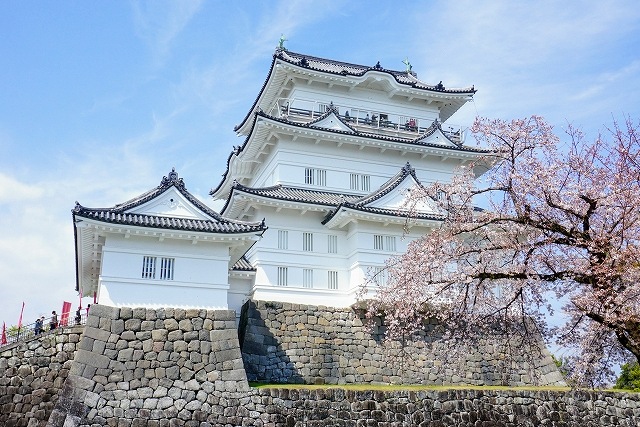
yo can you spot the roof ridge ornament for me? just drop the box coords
[160,168,185,190]
[374,61,382,70]
[402,57,412,73]
[277,34,287,52]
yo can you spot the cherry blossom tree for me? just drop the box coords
[367,115,640,386]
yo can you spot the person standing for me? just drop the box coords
[50,311,58,330]
[75,308,82,325]
[34,317,43,335]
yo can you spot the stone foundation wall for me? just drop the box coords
[46,305,248,427]
[3,302,639,426]
[0,326,83,427]
[240,301,564,387]
[253,387,639,427]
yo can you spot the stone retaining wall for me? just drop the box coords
[252,387,640,426]
[0,326,83,427]
[3,302,639,426]
[240,300,564,386]
[46,305,248,427]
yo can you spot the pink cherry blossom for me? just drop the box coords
[365,115,640,386]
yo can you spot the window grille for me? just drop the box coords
[142,256,156,279]
[160,258,174,280]
[305,168,327,186]
[350,173,371,191]
[277,267,288,286]
[373,235,384,250]
[278,230,288,250]
[385,236,396,252]
[374,235,397,251]
[372,266,388,286]
[328,271,338,290]
[327,235,338,254]
[303,232,314,252]
[303,269,313,288]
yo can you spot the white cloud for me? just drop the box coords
[0,173,44,203]
[132,0,204,65]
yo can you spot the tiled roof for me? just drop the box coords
[224,163,446,225]
[267,111,484,151]
[74,169,266,234]
[231,256,256,271]
[278,50,475,94]
[210,111,489,199]
[321,162,445,224]
[350,162,420,206]
[234,48,475,133]
[226,182,361,208]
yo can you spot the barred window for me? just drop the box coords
[372,266,388,286]
[373,235,384,250]
[143,256,174,280]
[303,269,313,288]
[305,168,327,186]
[327,235,338,254]
[160,258,174,280]
[278,230,288,250]
[277,267,288,286]
[350,173,371,191]
[303,232,314,252]
[328,270,338,290]
[374,235,396,251]
[142,256,156,279]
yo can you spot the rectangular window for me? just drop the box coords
[305,168,327,186]
[277,267,288,286]
[373,235,384,250]
[317,169,326,186]
[278,230,288,250]
[372,266,388,286]
[303,269,313,288]
[142,256,156,279]
[350,173,371,192]
[303,232,314,252]
[159,257,174,280]
[327,235,338,254]
[385,236,396,252]
[328,270,338,290]
[374,235,396,251]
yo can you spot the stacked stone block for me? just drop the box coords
[240,300,564,386]
[46,305,249,427]
[253,387,640,426]
[0,327,83,427]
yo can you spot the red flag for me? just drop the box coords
[60,301,72,327]
[1,322,6,345]
[17,302,25,328]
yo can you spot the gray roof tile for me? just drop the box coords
[74,169,266,234]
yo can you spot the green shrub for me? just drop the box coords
[614,362,640,392]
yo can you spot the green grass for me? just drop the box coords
[249,382,572,392]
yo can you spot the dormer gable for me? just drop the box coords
[413,120,461,148]
[353,163,439,215]
[305,104,356,134]
[127,187,211,220]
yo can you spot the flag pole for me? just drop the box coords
[17,302,25,339]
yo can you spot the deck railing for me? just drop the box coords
[270,98,465,144]
[0,311,88,349]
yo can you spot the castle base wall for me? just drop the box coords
[2,304,639,426]
[240,300,564,386]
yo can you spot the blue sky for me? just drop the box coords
[1,1,639,327]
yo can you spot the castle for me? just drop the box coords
[3,48,638,427]
[73,48,488,315]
